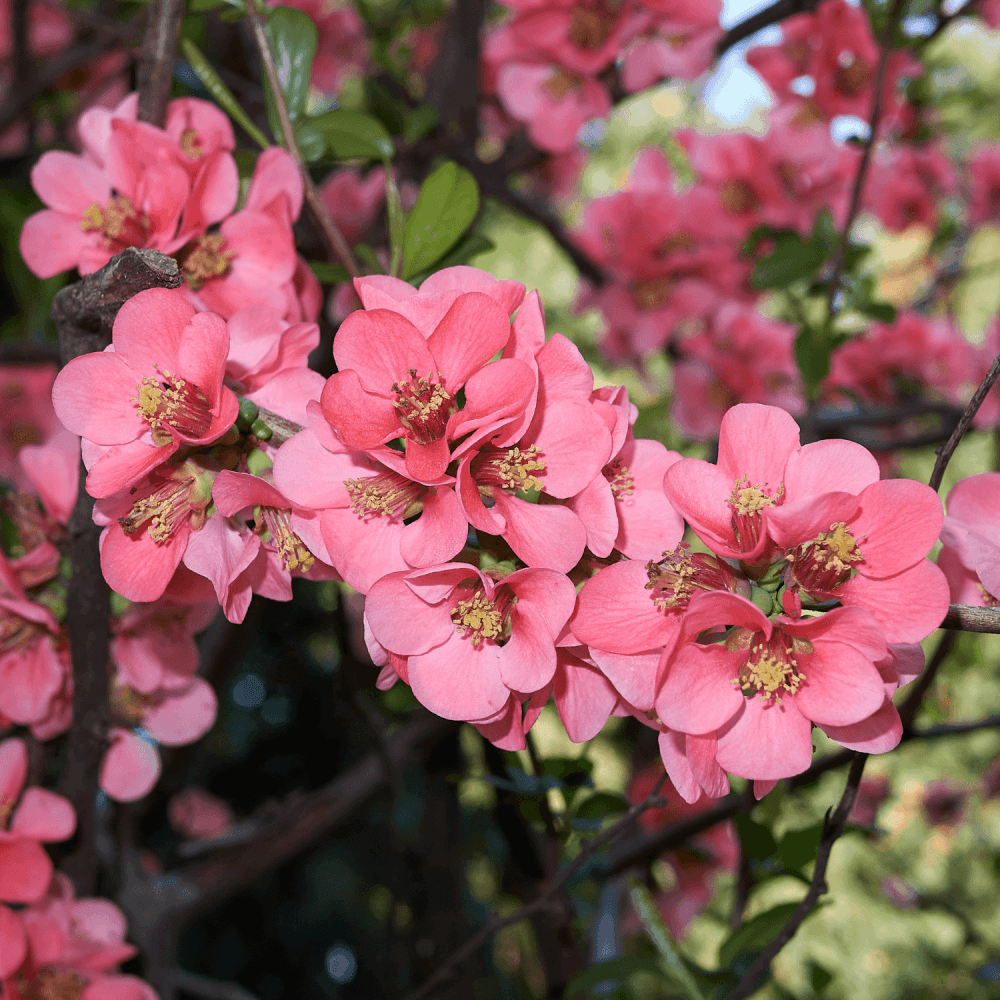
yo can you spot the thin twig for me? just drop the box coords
[823,0,905,322]
[929,350,1000,491]
[725,753,869,1000]
[942,604,1000,633]
[136,0,185,127]
[246,8,360,279]
[404,773,669,1000]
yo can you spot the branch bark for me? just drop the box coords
[136,0,185,127]
[53,248,182,895]
[716,0,820,57]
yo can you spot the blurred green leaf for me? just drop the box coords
[355,243,385,274]
[734,814,777,860]
[573,791,628,830]
[565,956,665,999]
[808,960,834,995]
[406,232,495,285]
[308,109,394,161]
[483,766,561,796]
[750,232,828,290]
[404,104,439,144]
[386,169,405,277]
[309,261,351,284]
[776,823,823,871]
[294,120,327,162]
[264,6,317,123]
[180,39,270,148]
[402,161,479,280]
[795,328,833,399]
[719,902,821,969]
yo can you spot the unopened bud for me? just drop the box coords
[250,418,272,441]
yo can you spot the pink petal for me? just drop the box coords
[142,679,217,746]
[272,428,359,509]
[793,641,887,726]
[553,654,618,742]
[588,647,663,712]
[852,479,944,577]
[566,475,618,558]
[820,697,902,754]
[99,729,161,802]
[783,438,880,499]
[474,697,526,751]
[426,292,514,387]
[398,487,467,567]
[498,602,558,691]
[767,492,861,549]
[31,150,110,215]
[404,436,451,482]
[447,359,536,453]
[212,469,288,515]
[658,730,701,804]
[0,738,27,802]
[525,400,612,498]
[0,903,26,976]
[663,458,738,555]
[320,369,400,449]
[0,839,52,903]
[113,287,197,375]
[19,209,93,278]
[491,493,586,572]
[10,788,76,842]
[716,403,800,485]
[333,308,435,393]
[615,488,686,561]
[99,523,185,603]
[655,643,745,735]
[686,733,730,799]
[51,352,146,445]
[715,697,813,780]
[86,439,175,499]
[365,571,455,654]
[320,508,409,593]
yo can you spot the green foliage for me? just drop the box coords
[303,109,394,161]
[482,766,561,796]
[308,261,351,284]
[264,7,318,123]
[749,231,828,292]
[402,161,480,279]
[564,956,666,999]
[573,792,629,830]
[718,901,801,968]
[735,814,777,860]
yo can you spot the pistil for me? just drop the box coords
[727,476,784,552]
[451,582,517,646]
[133,367,214,445]
[392,370,455,445]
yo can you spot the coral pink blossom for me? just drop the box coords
[0,364,61,491]
[319,166,386,243]
[52,288,238,498]
[321,288,535,482]
[864,143,956,232]
[0,738,76,904]
[168,787,235,840]
[365,562,577,730]
[939,472,1000,606]
[620,1,722,91]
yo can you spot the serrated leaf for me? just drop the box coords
[776,823,823,870]
[750,233,828,290]
[564,956,665,999]
[308,109,394,162]
[402,161,479,280]
[309,261,351,284]
[734,814,777,860]
[719,902,800,968]
[264,6,317,123]
[180,39,270,149]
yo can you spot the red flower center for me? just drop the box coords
[20,968,87,1000]
[726,477,784,553]
[133,368,214,445]
[391,370,455,445]
[603,458,634,498]
[451,581,517,646]
[569,3,617,49]
[786,521,864,598]
[80,194,150,252]
[645,543,740,611]
[179,234,235,290]
[730,629,808,705]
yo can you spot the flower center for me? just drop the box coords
[720,179,759,215]
[179,234,234,290]
[632,277,674,311]
[603,458,634,498]
[392,370,455,445]
[0,612,39,653]
[344,469,426,518]
[257,506,315,572]
[786,521,864,598]
[109,682,153,726]
[543,67,584,100]
[80,194,149,250]
[735,631,804,705]
[645,543,740,611]
[472,445,546,495]
[118,473,211,543]
[727,476,783,553]
[451,583,516,646]
[133,367,214,445]
[569,4,616,49]
[23,969,87,1000]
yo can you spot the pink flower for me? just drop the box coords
[321,286,535,482]
[0,737,76,904]
[365,562,577,730]
[20,95,237,278]
[939,472,1000,606]
[52,288,239,498]
[168,787,234,840]
[0,364,61,491]
[864,143,956,232]
[319,166,386,244]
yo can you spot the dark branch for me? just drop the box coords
[136,0,185,127]
[716,0,820,58]
[929,348,1000,491]
[0,341,61,365]
[53,249,182,895]
[725,753,868,1000]
[942,604,1000,633]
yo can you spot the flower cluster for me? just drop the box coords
[20,94,320,323]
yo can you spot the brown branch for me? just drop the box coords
[0,341,61,365]
[404,772,669,1000]
[246,8,361,279]
[136,0,185,127]
[716,0,821,58]
[53,249,182,895]
[824,0,905,322]
[942,604,1000,633]
[725,753,868,1000]
[929,349,1000,491]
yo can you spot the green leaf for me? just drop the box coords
[405,232,495,286]
[776,823,823,871]
[573,792,628,830]
[189,0,226,12]
[355,243,385,274]
[294,120,326,163]
[309,261,351,284]
[404,104,439,144]
[750,232,828,290]
[808,960,834,995]
[565,956,665,999]
[628,879,708,1000]
[794,328,833,399]
[180,39,270,149]
[307,109,394,162]
[734,814,777,860]
[264,6,317,123]
[719,902,800,968]
[386,169,405,278]
[482,767,561,797]
[402,161,479,280]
